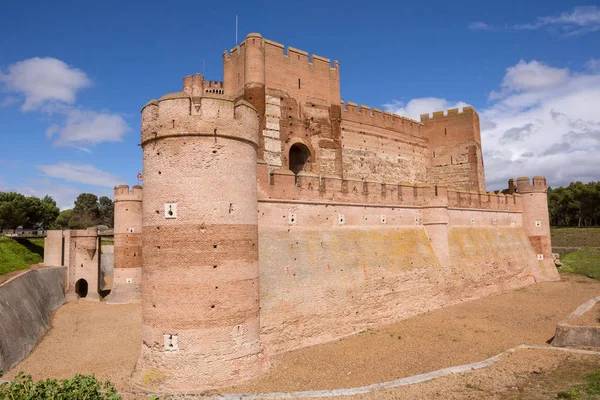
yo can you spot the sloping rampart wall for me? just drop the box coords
[0,267,66,372]
[257,199,553,355]
[256,170,558,355]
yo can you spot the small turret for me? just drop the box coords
[183,73,204,99]
[107,184,143,304]
[513,177,553,261]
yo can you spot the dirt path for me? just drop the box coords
[4,301,140,390]
[318,347,600,400]
[5,273,600,396]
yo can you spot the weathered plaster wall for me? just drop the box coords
[0,267,66,372]
[257,200,553,355]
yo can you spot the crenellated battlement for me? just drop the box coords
[514,176,548,193]
[341,100,424,138]
[224,33,340,71]
[141,77,258,146]
[447,189,521,212]
[223,33,341,104]
[114,184,143,202]
[183,74,224,97]
[419,106,476,122]
[259,168,521,212]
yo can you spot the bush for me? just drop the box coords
[0,372,121,400]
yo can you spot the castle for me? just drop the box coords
[46,33,559,394]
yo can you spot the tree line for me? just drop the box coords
[548,181,600,227]
[0,192,114,231]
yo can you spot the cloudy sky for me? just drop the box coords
[0,0,599,208]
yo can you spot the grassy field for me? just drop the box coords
[0,236,44,276]
[560,248,600,280]
[551,227,600,248]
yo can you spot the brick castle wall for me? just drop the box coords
[421,107,486,192]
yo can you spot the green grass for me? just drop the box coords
[557,369,600,399]
[552,228,600,248]
[0,236,43,276]
[560,248,600,280]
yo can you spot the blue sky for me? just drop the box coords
[1,0,599,208]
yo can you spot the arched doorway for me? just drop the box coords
[75,279,88,298]
[289,143,311,174]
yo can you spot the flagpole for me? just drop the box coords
[236,15,238,44]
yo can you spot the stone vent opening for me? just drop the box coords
[75,279,88,298]
[289,143,311,175]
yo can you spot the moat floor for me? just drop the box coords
[5,273,600,398]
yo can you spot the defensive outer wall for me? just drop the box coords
[131,33,559,393]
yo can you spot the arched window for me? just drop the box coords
[289,143,311,174]
[75,279,88,298]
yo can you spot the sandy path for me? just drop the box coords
[230,274,600,393]
[5,273,600,395]
[4,302,140,390]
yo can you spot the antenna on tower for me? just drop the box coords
[235,15,238,44]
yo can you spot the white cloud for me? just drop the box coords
[516,6,600,35]
[468,22,493,31]
[383,59,600,191]
[51,109,129,149]
[383,98,470,121]
[45,124,59,139]
[0,57,91,111]
[489,60,569,99]
[586,58,600,72]
[469,6,600,36]
[37,162,124,188]
[0,57,130,148]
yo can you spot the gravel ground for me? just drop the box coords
[4,273,600,397]
[315,348,600,400]
[570,302,600,326]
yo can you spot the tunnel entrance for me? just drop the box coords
[289,143,311,174]
[75,279,88,298]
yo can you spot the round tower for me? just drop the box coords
[133,81,264,392]
[244,33,265,86]
[243,33,266,160]
[515,176,552,260]
[108,184,143,304]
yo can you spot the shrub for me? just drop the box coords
[0,372,121,400]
